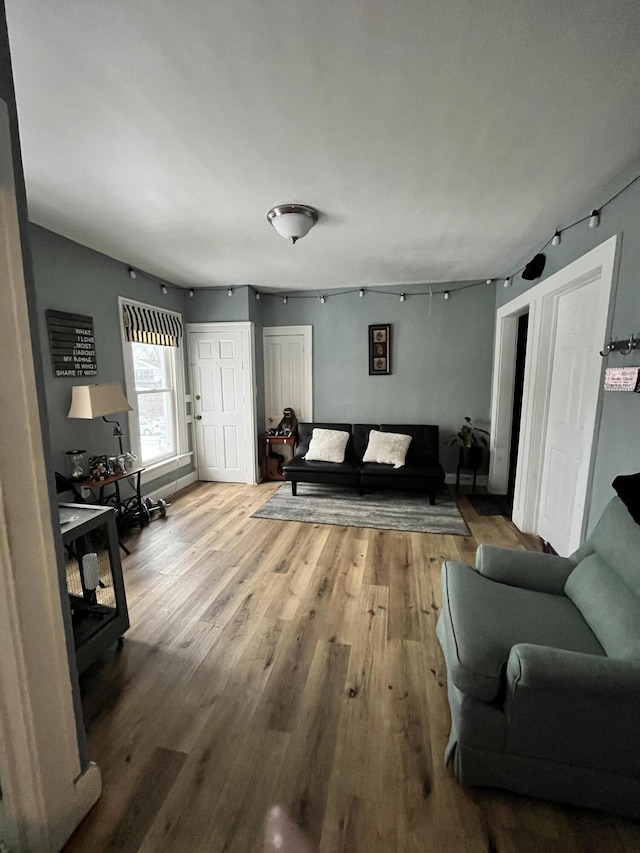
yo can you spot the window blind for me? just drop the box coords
[122,302,183,348]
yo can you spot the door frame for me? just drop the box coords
[187,322,258,485]
[262,325,313,425]
[489,235,619,539]
[0,99,102,850]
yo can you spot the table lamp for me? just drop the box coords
[67,383,133,455]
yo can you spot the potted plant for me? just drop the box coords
[448,417,490,469]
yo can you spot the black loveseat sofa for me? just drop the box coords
[282,422,446,504]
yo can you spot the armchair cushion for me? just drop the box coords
[438,561,605,702]
[565,554,640,658]
[476,545,576,594]
[571,496,640,595]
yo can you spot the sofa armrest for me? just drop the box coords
[475,545,575,594]
[507,644,640,699]
[504,644,640,774]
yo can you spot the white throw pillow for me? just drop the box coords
[304,428,350,463]
[362,429,412,468]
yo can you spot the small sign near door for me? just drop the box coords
[604,367,640,392]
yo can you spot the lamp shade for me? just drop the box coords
[266,204,318,244]
[68,383,133,419]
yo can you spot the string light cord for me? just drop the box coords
[128,168,640,298]
[504,170,640,282]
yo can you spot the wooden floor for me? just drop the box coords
[65,482,640,853]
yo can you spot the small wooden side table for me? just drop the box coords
[75,466,146,531]
[455,447,482,494]
[258,434,296,481]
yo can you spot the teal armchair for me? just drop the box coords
[436,496,640,817]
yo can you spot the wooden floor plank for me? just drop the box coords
[63,482,640,853]
[274,637,351,844]
[101,747,187,853]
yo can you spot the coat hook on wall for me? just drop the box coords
[620,333,637,356]
[599,333,639,357]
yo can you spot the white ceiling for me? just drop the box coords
[6,0,640,291]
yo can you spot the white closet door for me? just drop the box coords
[263,326,312,430]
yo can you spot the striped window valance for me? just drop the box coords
[122,302,183,348]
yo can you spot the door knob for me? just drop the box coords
[195,415,202,420]
[195,394,201,400]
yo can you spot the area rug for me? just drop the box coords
[252,482,470,536]
[466,493,513,517]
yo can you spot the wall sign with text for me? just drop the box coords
[46,309,98,378]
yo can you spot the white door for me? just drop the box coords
[490,237,617,547]
[263,326,312,430]
[537,279,606,554]
[190,327,253,482]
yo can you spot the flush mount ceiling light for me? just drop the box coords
[266,203,319,244]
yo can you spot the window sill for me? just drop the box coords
[140,452,193,485]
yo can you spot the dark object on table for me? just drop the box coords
[88,454,110,481]
[275,407,298,437]
[612,472,640,524]
[66,448,87,481]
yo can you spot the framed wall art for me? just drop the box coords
[369,323,391,375]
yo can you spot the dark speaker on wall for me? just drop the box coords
[522,253,546,280]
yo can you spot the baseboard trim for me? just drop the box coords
[144,471,198,503]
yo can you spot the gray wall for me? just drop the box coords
[184,284,251,324]
[183,279,496,475]
[258,283,496,474]
[30,224,193,484]
[496,157,640,529]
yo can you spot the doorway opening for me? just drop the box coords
[507,312,529,501]
[489,236,618,553]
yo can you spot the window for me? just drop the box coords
[131,342,176,463]
[120,298,187,469]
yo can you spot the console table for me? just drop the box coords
[258,434,296,481]
[75,466,147,531]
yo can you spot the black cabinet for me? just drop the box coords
[59,503,130,673]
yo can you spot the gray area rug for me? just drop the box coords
[252,482,470,536]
